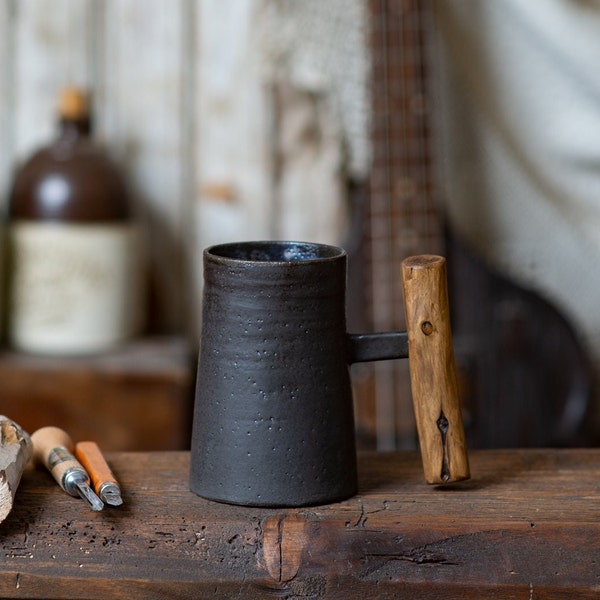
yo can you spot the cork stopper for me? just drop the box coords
[58,87,90,121]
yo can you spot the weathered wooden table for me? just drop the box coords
[0,450,599,599]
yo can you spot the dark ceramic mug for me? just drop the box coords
[189,240,408,507]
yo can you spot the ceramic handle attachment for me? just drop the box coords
[347,331,408,363]
[401,255,470,484]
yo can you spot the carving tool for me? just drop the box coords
[31,426,104,511]
[75,441,123,506]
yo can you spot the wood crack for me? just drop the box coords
[259,514,307,584]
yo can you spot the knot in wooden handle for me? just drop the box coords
[401,255,470,485]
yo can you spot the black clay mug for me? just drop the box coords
[189,240,409,507]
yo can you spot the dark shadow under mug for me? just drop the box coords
[189,240,408,507]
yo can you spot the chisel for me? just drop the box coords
[31,426,104,511]
[75,441,123,506]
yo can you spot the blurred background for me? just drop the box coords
[0,0,598,451]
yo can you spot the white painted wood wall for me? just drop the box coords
[0,0,370,338]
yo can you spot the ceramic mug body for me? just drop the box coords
[190,241,357,507]
[189,240,409,507]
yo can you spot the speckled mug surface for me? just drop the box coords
[189,241,407,507]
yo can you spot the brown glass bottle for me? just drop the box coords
[7,87,145,354]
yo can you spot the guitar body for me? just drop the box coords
[350,0,593,450]
[446,230,593,448]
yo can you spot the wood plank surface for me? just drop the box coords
[11,0,95,160]
[1,0,360,337]
[0,0,16,197]
[0,449,598,598]
[100,0,192,333]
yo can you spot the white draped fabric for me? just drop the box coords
[433,1,600,388]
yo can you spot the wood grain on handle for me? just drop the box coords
[30,426,80,491]
[75,441,118,491]
[401,255,470,484]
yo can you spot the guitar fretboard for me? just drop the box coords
[365,0,442,449]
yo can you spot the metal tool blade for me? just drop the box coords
[75,480,104,511]
[99,481,123,506]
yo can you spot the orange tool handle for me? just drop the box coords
[75,441,118,491]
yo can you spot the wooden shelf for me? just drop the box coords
[0,336,194,450]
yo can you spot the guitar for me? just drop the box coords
[347,0,593,450]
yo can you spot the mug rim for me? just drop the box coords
[205,240,346,265]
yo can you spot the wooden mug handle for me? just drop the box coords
[401,255,470,484]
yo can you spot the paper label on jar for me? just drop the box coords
[8,222,145,354]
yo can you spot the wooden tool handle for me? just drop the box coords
[401,255,470,484]
[75,441,117,490]
[31,426,80,492]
